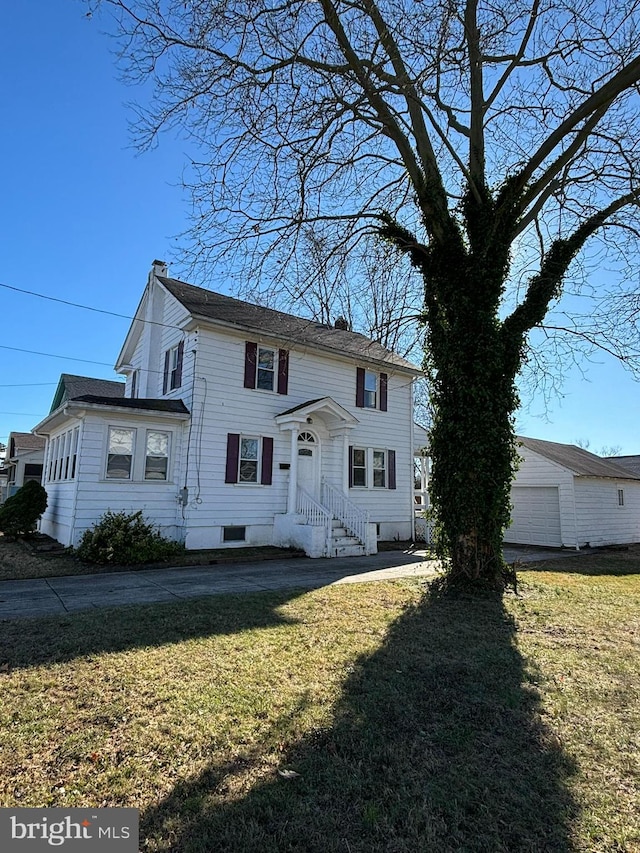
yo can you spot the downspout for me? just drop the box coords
[572,478,580,550]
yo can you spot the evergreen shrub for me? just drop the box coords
[76,510,184,565]
[0,480,48,537]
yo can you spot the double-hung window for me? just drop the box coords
[106,427,135,480]
[163,340,184,393]
[105,427,172,481]
[373,450,386,488]
[239,437,260,483]
[145,431,170,480]
[244,341,289,394]
[352,448,367,487]
[364,372,377,408]
[349,447,396,490]
[256,347,275,391]
[225,433,274,485]
[356,368,388,411]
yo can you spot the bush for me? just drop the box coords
[0,480,48,537]
[76,510,184,565]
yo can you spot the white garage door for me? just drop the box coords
[505,486,562,547]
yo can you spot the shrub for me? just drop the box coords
[76,510,184,565]
[0,480,48,537]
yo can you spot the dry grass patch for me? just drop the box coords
[0,555,638,852]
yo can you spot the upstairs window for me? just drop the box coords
[163,340,184,393]
[618,488,625,507]
[244,342,289,394]
[356,368,388,411]
[257,347,275,391]
[364,371,377,408]
[130,369,138,399]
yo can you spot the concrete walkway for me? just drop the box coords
[0,546,583,621]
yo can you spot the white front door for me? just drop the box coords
[296,431,320,499]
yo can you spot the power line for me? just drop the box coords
[0,344,114,367]
[0,281,182,331]
[0,412,45,417]
[0,382,59,387]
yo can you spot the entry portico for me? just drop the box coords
[275,397,359,512]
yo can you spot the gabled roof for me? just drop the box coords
[519,436,640,480]
[7,432,46,458]
[606,455,640,476]
[275,397,359,431]
[50,374,125,413]
[159,276,420,373]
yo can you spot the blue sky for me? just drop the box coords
[1,1,638,454]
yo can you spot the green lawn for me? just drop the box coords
[0,554,638,852]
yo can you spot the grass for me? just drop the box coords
[0,552,638,851]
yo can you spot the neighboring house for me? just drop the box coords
[606,455,640,477]
[505,436,640,548]
[0,465,9,504]
[49,374,125,412]
[33,261,423,556]
[3,432,46,500]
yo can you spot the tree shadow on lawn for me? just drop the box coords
[140,587,579,853]
[0,590,307,670]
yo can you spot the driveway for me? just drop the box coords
[0,545,582,621]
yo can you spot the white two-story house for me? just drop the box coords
[34,261,423,557]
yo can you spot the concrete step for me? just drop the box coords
[331,535,361,547]
[331,543,367,558]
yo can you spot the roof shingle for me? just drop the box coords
[159,276,420,373]
[519,436,640,480]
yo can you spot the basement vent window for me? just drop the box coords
[223,526,246,542]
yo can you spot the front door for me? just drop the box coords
[296,430,320,499]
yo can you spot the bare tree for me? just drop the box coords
[96,0,640,589]
[575,438,623,457]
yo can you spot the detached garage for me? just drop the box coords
[505,436,640,549]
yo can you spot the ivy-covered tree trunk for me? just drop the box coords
[423,234,520,588]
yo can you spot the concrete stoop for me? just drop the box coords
[330,521,366,558]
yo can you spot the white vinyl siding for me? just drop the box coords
[182,325,414,548]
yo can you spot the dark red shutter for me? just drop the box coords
[225,434,240,483]
[388,449,396,490]
[162,349,170,394]
[244,341,257,388]
[175,340,184,388]
[277,349,289,395]
[380,372,388,411]
[261,437,274,485]
[355,367,365,408]
[348,445,354,488]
